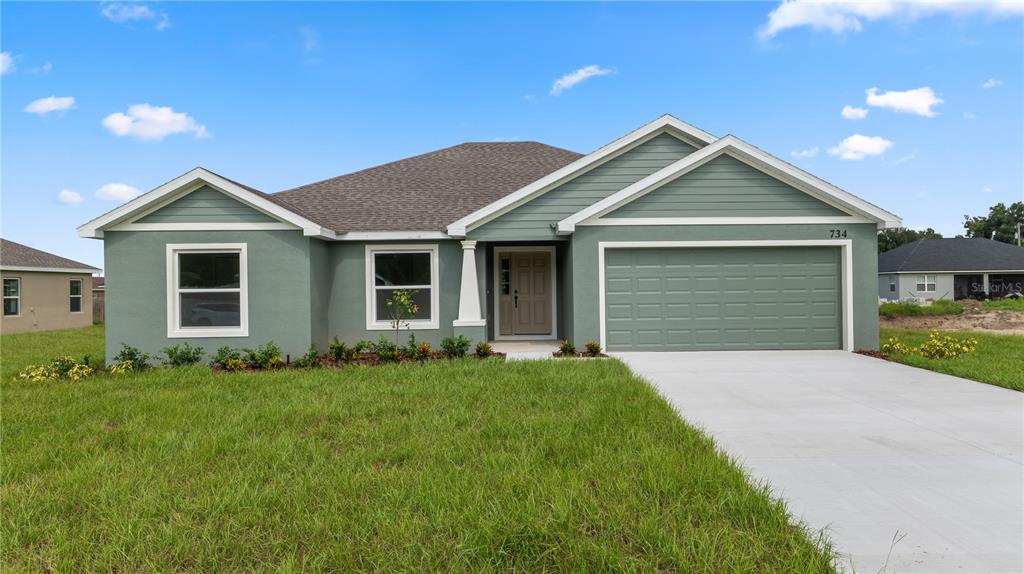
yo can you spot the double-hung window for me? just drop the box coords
[915,275,936,292]
[365,244,439,330]
[167,243,248,337]
[3,278,20,316]
[888,278,896,293]
[69,278,83,313]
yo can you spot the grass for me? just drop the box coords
[880,328,1024,391]
[878,299,963,317]
[0,324,104,380]
[983,298,1024,312]
[1,327,834,572]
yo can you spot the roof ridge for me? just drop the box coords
[897,239,925,272]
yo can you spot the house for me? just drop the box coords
[0,239,100,334]
[92,277,105,322]
[879,238,1024,301]
[78,115,901,362]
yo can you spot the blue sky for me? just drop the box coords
[2,1,1022,269]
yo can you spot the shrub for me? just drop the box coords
[113,343,152,371]
[353,340,373,353]
[293,343,322,369]
[20,356,95,382]
[374,337,401,363]
[440,335,471,359]
[558,339,576,356]
[413,342,432,362]
[242,341,283,369]
[328,338,359,363]
[881,330,978,359]
[267,356,286,370]
[161,343,205,367]
[475,341,493,358]
[223,357,247,372]
[584,340,602,357]
[211,346,242,369]
[879,300,962,317]
[110,360,135,375]
[18,364,58,382]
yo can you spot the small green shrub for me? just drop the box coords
[353,340,373,353]
[222,357,247,372]
[113,343,152,371]
[584,340,602,357]
[211,346,242,369]
[161,343,205,367]
[440,335,471,359]
[293,343,321,369]
[881,330,978,359]
[374,337,401,363]
[328,338,359,363]
[879,300,962,317]
[558,339,576,356]
[242,341,283,369]
[19,356,94,382]
[475,341,493,358]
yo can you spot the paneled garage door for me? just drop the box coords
[603,246,842,351]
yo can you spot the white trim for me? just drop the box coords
[78,167,335,239]
[446,115,717,237]
[364,244,440,331]
[110,222,299,232]
[559,135,902,235]
[881,270,1024,275]
[0,266,99,274]
[165,243,249,338]
[69,278,84,314]
[597,240,854,352]
[336,231,451,241]
[582,216,873,227]
[2,276,22,318]
[454,240,484,327]
[492,246,558,341]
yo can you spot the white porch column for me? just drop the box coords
[454,240,485,326]
[983,273,990,296]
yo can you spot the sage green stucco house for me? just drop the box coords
[79,115,901,362]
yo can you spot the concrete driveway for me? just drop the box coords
[616,351,1023,573]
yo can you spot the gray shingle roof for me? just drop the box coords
[272,142,582,232]
[879,238,1024,273]
[0,239,99,271]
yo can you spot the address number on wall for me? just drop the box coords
[829,229,848,238]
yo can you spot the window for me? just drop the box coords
[69,279,83,313]
[915,275,936,292]
[888,278,896,293]
[365,244,438,330]
[500,256,511,295]
[167,243,248,337]
[3,278,20,316]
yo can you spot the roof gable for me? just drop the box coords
[879,238,1024,273]
[135,185,279,224]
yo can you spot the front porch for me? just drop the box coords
[489,339,560,360]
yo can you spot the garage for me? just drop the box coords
[602,245,844,351]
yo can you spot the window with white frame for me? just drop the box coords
[167,244,248,337]
[889,277,896,293]
[365,245,438,329]
[69,278,83,313]
[915,275,936,292]
[3,278,21,316]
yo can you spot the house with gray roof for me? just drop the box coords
[77,115,902,362]
[1,239,100,334]
[879,238,1024,301]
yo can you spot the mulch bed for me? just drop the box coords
[551,351,609,359]
[212,352,506,373]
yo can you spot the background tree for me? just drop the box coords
[877,227,943,253]
[963,202,1024,245]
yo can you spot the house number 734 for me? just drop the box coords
[829,229,848,238]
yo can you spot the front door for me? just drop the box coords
[498,251,552,336]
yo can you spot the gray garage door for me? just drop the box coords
[604,246,842,351]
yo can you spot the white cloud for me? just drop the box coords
[963,111,977,120]
[981,78,1003,89]
[550,65,613,96]
[58,189,84,204]
[827,134,893,160]
[865,87,943,117]
[95,183,141,201]
[100,2,170,30]
[24,96,76,116]
[758,0,1024,40]
[983,186,993,193]
[102,104,210,141]
[841,105,869,120]
[887,151,917,166]
[1,52,14,75]
[790,147,819,159]
[299,26,320,52]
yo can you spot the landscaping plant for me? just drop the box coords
[161,343,205,367]
[475,341,493,358]
[881,329,978,359]
[373,337,401,363]
[18,356,94,382]
[385,288,419,346]
[211,346,243,370]
[293,343,322,369]
[584,340,602,357]
[413,342,432,362]
[328,338,359,363]
[242,342,284,369]
[558,339,576,356]
[440,335,471,359]
[112,343,152,372]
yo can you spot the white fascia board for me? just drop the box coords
[77,167,332,239]
[0,266,100,274]
[883,269,1024,274]
[334,231,451,241]
[445,114,717,237]
[557,135,902,235]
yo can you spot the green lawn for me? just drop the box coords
[1,327,834,572]
[880,328,1024,391]
[878,299,962,317]
[983,298,1024,312]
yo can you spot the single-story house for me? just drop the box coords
[879,238,1024,301]
[78,115,901,362]
[1,239,100,334]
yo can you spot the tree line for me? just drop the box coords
[878,201,1023,253]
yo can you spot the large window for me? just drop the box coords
[915,275,936,292]
[365,244,438,330]
[167,243,248,337]
[3,278,20,316]
[69,279,83,313]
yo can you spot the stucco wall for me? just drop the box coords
[1,271,94,334]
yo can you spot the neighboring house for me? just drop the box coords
[0,239,100,334]
[92,277,105,322]
[78,115,901,362]
[879,238,1024,301]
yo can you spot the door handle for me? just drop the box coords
[514,290,518,308]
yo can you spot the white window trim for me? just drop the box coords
[364,244,440,331]
[3,277,22,318]
[915,275,937,292]
[492,246,558,341]
[69,278,84,314]
[889,277,897,293]
[597,240,854,352]
[165,243,249,338]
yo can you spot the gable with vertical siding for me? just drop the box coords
[470,133,698,240]
[136,186,278,223]
[604,154,847,219]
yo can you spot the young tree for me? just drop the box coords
[385,289,419,345]
[963,202,1024,245]
[877,227,943,253]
